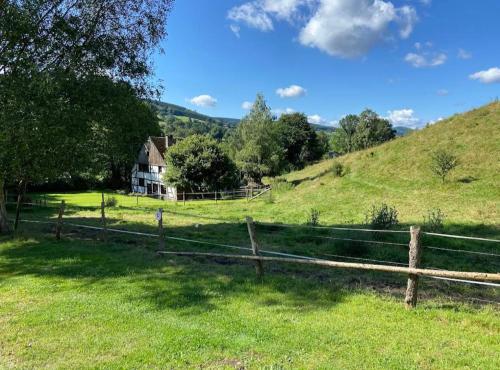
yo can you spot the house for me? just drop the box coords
[131,136,177,199]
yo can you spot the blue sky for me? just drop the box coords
[154,0,500,127]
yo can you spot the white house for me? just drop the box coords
[131,136,177,199]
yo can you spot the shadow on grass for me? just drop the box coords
[1,205,499,311]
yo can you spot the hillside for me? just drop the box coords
[266,102,500,227]
[152,100,238,126]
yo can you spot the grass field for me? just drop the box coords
[1,103,499,368]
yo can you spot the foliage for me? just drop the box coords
[105,196,118,208]
[0,0,174,232]
[330,162,344,177]
[276,112,327,170]
[307,208,320,226]
[163,135,239,192]
[159,115,230,141]
[268,177,295,194]
[423,208,446,232]
[330,110,395,154]
[366,203,399,230]
[430,149,459,183]
[227,94,284,183]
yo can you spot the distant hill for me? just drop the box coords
[151,101,238,126]
[394,126,414,136]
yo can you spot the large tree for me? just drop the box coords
[277,112,326,169]
[163,135,239,192]
[354,109,395,150]
[0,0,174,233]
[227,94,285,183]
[330,114,360,154]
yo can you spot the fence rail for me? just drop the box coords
[6,195,500,308]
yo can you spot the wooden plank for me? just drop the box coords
[158,251,500,282]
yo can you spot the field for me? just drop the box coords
[1,103,499,368]
[1,190,499,369]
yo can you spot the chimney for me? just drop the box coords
[166,135,175,148]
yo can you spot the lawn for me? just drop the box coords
[1,235,499,369]
[1,191,499,368]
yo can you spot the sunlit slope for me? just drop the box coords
[273,102,500,226]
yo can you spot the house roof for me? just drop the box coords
[150,137,167,159]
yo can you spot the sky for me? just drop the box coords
[153,0,500,128]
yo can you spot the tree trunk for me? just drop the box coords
[0,179,10,233]
[14,181,26,231]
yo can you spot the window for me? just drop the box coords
[152,183,158,193]
[138,178,144,187]
[161,185,166,194]
[158,166,163,173]
[138,163,149,172]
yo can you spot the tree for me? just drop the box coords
[431,149,459,183]
[163,135,239,192]
[0,0,174,233]
[277,113,326,169]
[330,114,359,154]
[227,94,284,183]
[87,77,161,189]
[354,109,395,150]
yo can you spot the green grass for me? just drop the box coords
[1,102,499,368]
[1,236,499,369]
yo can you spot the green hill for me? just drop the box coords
[265,102,500,227]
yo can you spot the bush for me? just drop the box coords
[268,177,294,194]
[365,203,399,230]
[105,196,118,207]
[423,208,446,232]
[330,162,344,177]
[307,208,320,226]
[430,149,459,183]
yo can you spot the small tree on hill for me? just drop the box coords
[430,149,459,183]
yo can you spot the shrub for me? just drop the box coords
[430,149,459,183]
[423,208,446,232]
[105,196,118,207]
[307,208,320,226]
[268,177,294,194]
[330,162,344,177]
[365,203,399,230]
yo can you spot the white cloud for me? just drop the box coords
[420,0,432,6]
[405,52,446,67]
[272,107,296,116]
[387,109,420,128]
[189,95,217,108]
[276,84,307,98]
[429,117,443,125]
[298,0,417,58]
[230,24,241,38]
[457,48,471,60]
[437,89,449,96]
[227,2,274,31]
[469,67,500,84]
[242,101,253,110]
[229,0,418,58]
[307,114,326,125]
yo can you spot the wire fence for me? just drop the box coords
[5,198,500,306]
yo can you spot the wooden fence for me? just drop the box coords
[9,198,500,309]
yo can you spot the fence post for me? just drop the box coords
[215,190,217,204]
[405,226,422,309]
[100,193,107,242]
[55,200,66,240]
[157,208,165,251]
[245,216,264,277]
[183,191,186,205]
